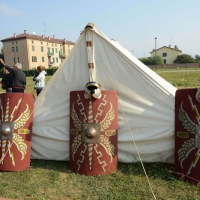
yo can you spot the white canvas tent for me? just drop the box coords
[32,23,177,163]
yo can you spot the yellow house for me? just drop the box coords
[1,30,75,70]
[150,45,182,64]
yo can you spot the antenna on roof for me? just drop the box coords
[170,36,172,45]
[44,22,46,36]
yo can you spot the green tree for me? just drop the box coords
[140,56,163,65]
[139,57,150,65]
[195,54,200,62]
[174,54,195,63]
[195,54,200,60]
[0,47,4,61]
[150,55,163,65]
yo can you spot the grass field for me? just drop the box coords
[0,69,200,200]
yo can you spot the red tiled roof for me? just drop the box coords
[1,32,75,45]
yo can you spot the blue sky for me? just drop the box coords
[0,0,200,58]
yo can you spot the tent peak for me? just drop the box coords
[85,22,95,30]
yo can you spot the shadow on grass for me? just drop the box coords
[30,159,71,173]
[30,159,175,182]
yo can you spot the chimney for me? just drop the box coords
[64,38,66,42]
[174,45,178,50]
[42,35,45,38]
[14,33,16,38]
[53,35,55,39]
[48,36,50,40]
[24,30,27,34]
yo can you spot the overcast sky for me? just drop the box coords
[0,0,200,58]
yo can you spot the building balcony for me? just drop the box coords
[48,52,54,56]
[59,52,66,58]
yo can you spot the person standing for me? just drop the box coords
[0,59,26,93]
[1,68,13,92]
[33,65,45,96]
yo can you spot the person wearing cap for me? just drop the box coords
[0,59,26,93]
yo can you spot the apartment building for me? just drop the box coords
[1,30,75,70]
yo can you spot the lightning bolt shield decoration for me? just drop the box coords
[0,93,34,171]
[69,90,118,176]
[175,88,200,185]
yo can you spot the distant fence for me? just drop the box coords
[147,63,200,69]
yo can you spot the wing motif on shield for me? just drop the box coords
[71,103,82,131]
[14,104,31,129]
[99,102,115,132]
[178,102,196,134]
[178,138,196,169]
[177,101,199,173]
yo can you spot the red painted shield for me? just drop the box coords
[70,90,118,176]
[0,93,34,171]
[175,88,200,184]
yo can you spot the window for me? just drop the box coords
[32,56,37,62]
[53,57,55,63]
[52,44,54,46]
[163,53,167,57]
[52,48,54,53]
[13,58,16,64]
[12,47,15,52]
[55,44,57,47]
[16,46,18,52]
[56,58,58,63]
[47,47,50,53]
[17,57,20,63]
[41,42,43,45]
[55,48,57,53]
[41,46,44,52]
[16,41,17,44]
[42,57,45,62]
[32,46,35,51]
[47,43,48,46]
[12,42,14,45]
[32,41,34,44]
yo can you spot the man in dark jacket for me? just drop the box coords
[1,68,13,92]
[0,59,26,93]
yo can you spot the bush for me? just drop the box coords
[140,56,163,65]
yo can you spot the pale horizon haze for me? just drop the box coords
[0,0,200,58]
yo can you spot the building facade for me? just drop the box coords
[1,30,75,70]
[150,45,182,64]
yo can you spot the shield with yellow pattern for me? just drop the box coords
[175,88,200,184]
[0,93,34,171]
[70,90,118,176]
